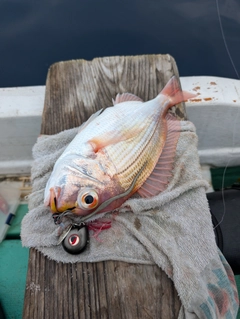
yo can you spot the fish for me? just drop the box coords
[44,76,195,217]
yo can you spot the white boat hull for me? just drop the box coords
[0,76,239,178]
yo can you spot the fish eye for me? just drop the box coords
[77,189,99,210]
[84,195,94,204]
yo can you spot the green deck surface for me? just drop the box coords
[211,166,240,190]
[0,240,29,319]
[237,275,240,319]
[6,204,28,239]
[0,204,29,319]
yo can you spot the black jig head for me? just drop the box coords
[62,223,89,254]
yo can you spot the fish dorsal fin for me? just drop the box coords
[112,93,143,105]
[138,114,181,198]
[78,108,103,133]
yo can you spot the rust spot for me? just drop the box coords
[193,86,201,91]
[233,100,236,102]
[203,98,212,101]
[191,98,202,102]
[210,82,217,85]
[134,217,141,230]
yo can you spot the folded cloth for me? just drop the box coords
[21,121,239,318]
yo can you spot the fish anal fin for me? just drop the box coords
[160,76,196,108]
[113,93,143,105]
[138,116,181,198]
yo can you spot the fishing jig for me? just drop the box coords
[52,164,146,254]
[61,223,89,254]
[53,212,89,254]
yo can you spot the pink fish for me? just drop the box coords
[44,76,195,216]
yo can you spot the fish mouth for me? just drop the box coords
[48,187,60,212]
[48,186,76,213]
[47,186,94,215]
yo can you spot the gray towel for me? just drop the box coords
[21,120,239,319]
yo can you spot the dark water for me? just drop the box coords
[0,0,239,87]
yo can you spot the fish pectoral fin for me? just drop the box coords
[89,133,130,153]
[89,126,141,153]
[138,114,181,198]
[113,93,143,105]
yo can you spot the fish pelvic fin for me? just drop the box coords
[160,76,196,112]
[138,114,180,198]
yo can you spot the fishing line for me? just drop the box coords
[215,0,240,79]
[213,0,240,229]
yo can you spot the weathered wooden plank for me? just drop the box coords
[24,251,180,319]
[24,54,183,318]
[41,55,185,135]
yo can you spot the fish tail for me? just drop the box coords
[160,76,196,114]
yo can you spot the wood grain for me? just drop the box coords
[24,251,180,319]
[42,55,186,135]
[24,54,183,318]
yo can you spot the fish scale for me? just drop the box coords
[105,115,167,190]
